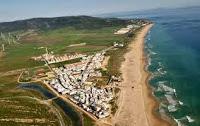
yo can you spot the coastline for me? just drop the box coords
[113,24,170,126]
[141,26,171,126]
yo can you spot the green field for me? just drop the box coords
[0,26,126,72]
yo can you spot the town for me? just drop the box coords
[20,23,148,119]
[43,50,114,118]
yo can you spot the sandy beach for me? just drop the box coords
[113,24,170,126]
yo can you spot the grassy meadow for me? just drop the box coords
[0,26,125,72]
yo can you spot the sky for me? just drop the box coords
[0,0,200,22]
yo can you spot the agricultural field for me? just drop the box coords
[0,26,126,72]
[0,75,61,126]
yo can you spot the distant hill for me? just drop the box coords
[0,16,133,32]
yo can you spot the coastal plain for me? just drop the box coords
[0,16,161,126]
[0,16,130,126]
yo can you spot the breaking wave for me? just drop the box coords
[145,36,195,126]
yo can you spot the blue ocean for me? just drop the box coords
[119,7,200,126]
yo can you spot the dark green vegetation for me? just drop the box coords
[53,98,82,126]
[106,47,127,76]
[0,16,149,125]
[109,88,121,115]
[0,16,131,32]
[83,114,95,126]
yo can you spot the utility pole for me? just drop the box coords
[0,32,3,39]
[13,38,16,44]
[45,47,49,54]
[8,38,11,45]
[1,32,6,41]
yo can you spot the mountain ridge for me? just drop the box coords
[0,15,133,32]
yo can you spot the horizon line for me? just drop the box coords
[0,5,199,23]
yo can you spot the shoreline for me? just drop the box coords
[113,24,171,126]
[141,26,171,126]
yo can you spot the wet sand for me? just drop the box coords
[113,24,170,126]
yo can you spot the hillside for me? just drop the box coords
[0,16,134,32]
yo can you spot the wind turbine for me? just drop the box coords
[2,44,5,52]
